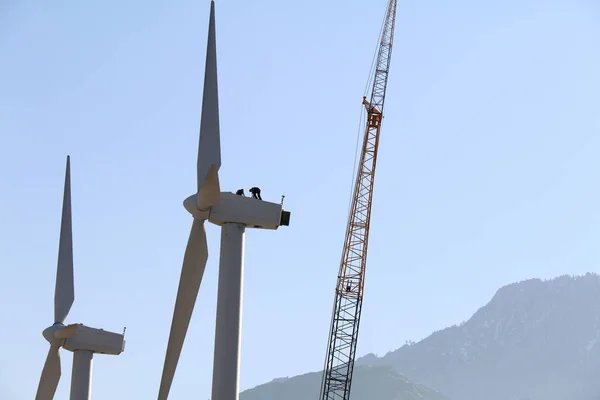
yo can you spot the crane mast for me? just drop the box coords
[319,1,397,399]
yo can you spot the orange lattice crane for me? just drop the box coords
[319,1,397,399]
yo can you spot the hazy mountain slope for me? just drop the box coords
[243,273,600,400]
[359,273,600,400]
[240,365,450,400]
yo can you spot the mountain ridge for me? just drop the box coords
[242,273,600,400]
[240,364,450,400]
[358,273,600,400]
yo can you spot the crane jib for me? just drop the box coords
[319,0,397,399]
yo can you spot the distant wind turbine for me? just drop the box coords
[35,156,126,400]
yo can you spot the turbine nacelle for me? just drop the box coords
[62,325,126,355]
[183,191,291,230]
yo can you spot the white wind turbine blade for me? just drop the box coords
[54,155,74,324]
[35,346,61,400]
[158,2,223,398]
[158,219,209,400]
[197,0,221,209]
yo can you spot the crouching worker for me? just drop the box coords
[249,187,262,200]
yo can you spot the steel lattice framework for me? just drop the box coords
[319,1,397,399]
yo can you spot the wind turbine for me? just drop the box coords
[35,156,126,400]
[157,2,291,400]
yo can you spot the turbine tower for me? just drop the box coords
[35,156,126,400]
[157,2,291,400]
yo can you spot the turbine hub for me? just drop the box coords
[183,194,211,219]
[42,323,66,347]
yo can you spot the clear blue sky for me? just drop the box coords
[1,0,599,398]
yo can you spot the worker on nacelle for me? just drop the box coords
[249,187,262,200]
